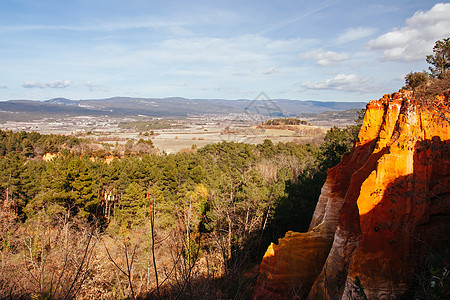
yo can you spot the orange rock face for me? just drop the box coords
[254,230,332,299]
[254,91,450,299]
[42,152,58,161]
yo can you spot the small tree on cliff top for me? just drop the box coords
[404,38,449,119]
[404,71,429,90]
[405,38,450,90]
[426,38,450,78]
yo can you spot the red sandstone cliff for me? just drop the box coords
[254,90,450,299]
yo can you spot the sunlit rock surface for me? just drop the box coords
[254,91,450,299]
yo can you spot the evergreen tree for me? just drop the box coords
[426,38,450,78]
[115,182,148,229]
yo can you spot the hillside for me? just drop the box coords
[0,97,366,120]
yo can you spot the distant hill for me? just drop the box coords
[0,97,366,119]
[44,97,80,106]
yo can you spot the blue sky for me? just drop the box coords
[0,0,449,102]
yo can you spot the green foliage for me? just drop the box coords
[265,118,308,125]
[23,155,101,221]
[320,125,360,170]
[113,182,148,229]
[426,38,450,78]
[355,109,366,124]
[0,152,44,220]
[119,119,183,131]
[69,158,100,218]
[272,161,324,235]
[0,129,83,157]
[0,126,356,240]
[404,71,429,90]
[21,138,34,157]
[0,125,364,299]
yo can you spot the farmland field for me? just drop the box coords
[0,114,332,153]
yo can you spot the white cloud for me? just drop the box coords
[300,74,372,93]
[335,27,377,44]
[299,49,348,66]
[23,81,43,89]
[95,35,309,75]
[157,36,269,64]
[366,3,450,62]
[47,80,71,88]
[23,80,71,89]
[0,85,7,89]
[84,82,108,92]
[262,66,277,75]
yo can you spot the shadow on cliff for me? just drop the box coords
[351,137,450,299]
[219,168,327,299]
[252,137,382,299]
[254,137,449,300]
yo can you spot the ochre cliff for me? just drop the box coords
[254,91,450,299]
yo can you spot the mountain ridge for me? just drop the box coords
[0,97,366,118]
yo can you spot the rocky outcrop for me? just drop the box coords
[42,152,58,161]
[254,91,450,299]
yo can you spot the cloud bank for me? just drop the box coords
[23,80,71,89]
[335,27,377,44]
[299,49,348,66]
[366,3,450,62]
[300,74,373,93]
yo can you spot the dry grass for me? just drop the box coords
[0,211,254,299]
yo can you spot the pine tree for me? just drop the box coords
[426,38,450,78]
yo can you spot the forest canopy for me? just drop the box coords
[0,123,359,299]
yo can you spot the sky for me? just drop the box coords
[0,0,449,102]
